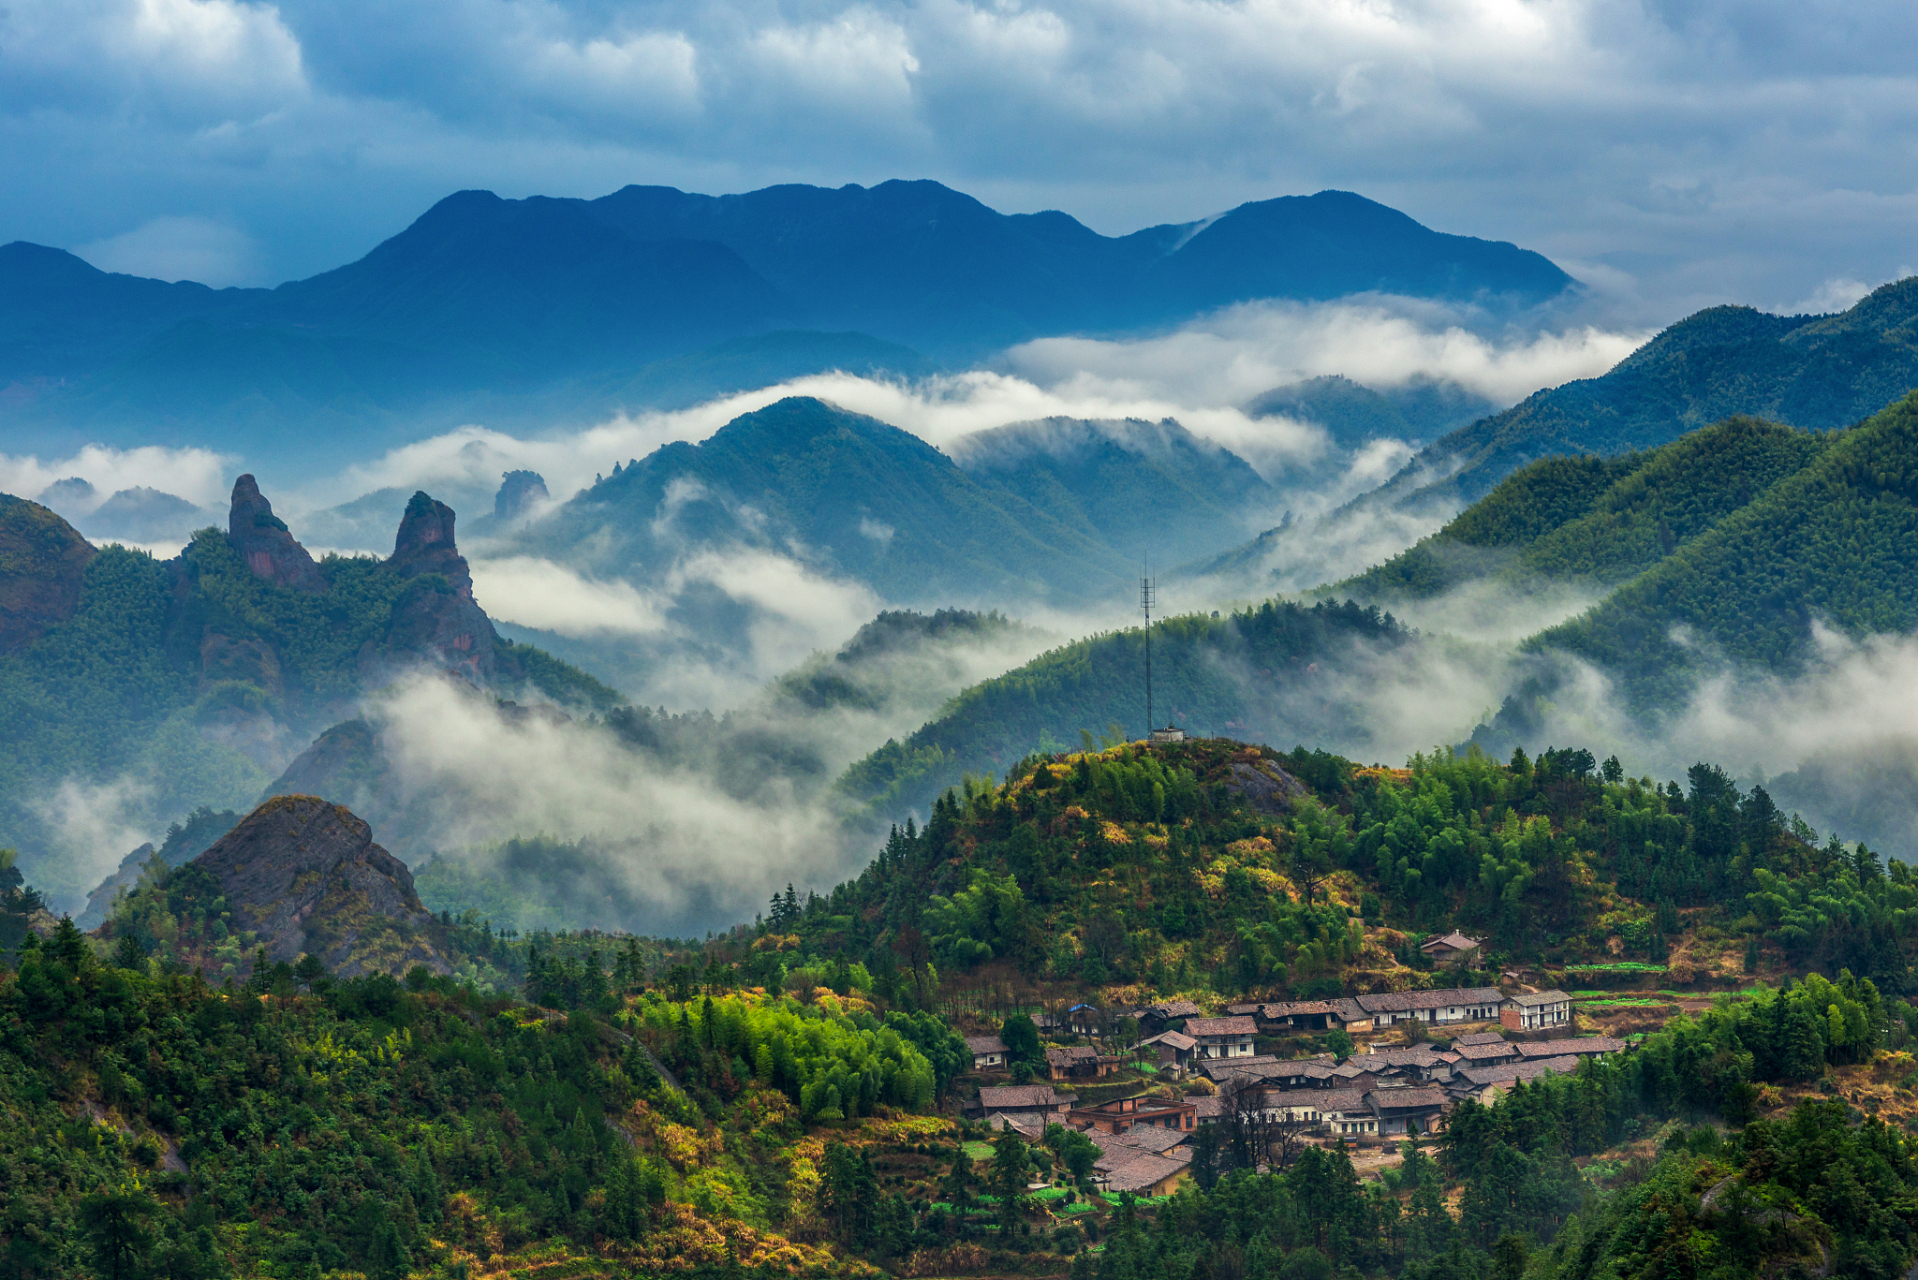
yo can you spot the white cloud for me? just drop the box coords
[74,214,263,285]
[1,443,234,512]
[469,555,667,637]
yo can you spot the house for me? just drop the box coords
[1453,1031,1509,1047]
[1133,999,1203,1032]
[1501,990,1574,1031]
[1447,1056,1582,1101]
[982,1112,1048,1140]
[1245,1000,1342,1032]
[1066,1004,1104,1036]
[1094,1146,1189,1196]
[1199,1054,1282,1082]
[1138,1030,1197,1072]
[1316,1090,1377,1138]
[1354,987,1503,1028]
[1046,1045,1117,1081]
[1368,1086,1449,1136]
[1185,1015,1259,1059]
[968,1085,1070,1121]
[1069,1092,1197,1134]
[1347,1046,1455,1084]
[965,1034,1009,1072]
[1451,1040,1522,1069]
[1420,932,1484,967]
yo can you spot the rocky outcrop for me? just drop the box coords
[0,495,95,652]
[1226,760,1309,816]
[495,470,549,520]
[227,474,327,592]
[192,794,449,978]
[378,490,500,685]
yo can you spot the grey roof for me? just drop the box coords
[1517,1036,1623,1057]
[1421,932,1481,952]
[1504,990,1572,1007]
[1046,1046,1099,1065]
[1192,1095,1226,1118]
[1454,1042,1522,1063]
[1355,987,1503,1014]
[1117,1124,1189,1152]
[978,1085,1062,1108]
[1255,1000,1341,1017]
[1310,1089,1371,1114]
[1185,1016,1257,1038]
[982,1112,1048,1138]
[965,1035,1008,1055]
[1349,1046,1445,1066]
[1454,1032,1509,1047]
[1368,1086,1449,1112]
[1454,1057,1581,1088]
[1099,1150,1187,1193]
[1149,1000,1203,1019]
[1140,1030,1197,1051]
[1199,1054,1282,1080]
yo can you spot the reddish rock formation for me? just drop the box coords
[0,496,94,652]
[226,474,326,593]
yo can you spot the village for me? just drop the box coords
[953,946,1627,1200]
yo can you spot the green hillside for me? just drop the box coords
[1534,389,1918,704]
[837,599,1409,821]
[1340,416,1832,602]
[1398,276,1918,508]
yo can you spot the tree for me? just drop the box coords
[1044,1124,1101,1189]
[1000,1012,1043,1072]
[820,1141,876,1247]
[113,934,147,971]
[293,953,327,992]
[1324,1028,1354,1063]
[79,1189,157,1280]
[989,1126,1033,1232]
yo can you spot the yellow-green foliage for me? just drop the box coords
[638,993,937,1120]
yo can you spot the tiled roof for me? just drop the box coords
[1192,1096,1226,1118]
[1185,1016,1257,1038]
[1140,1030,1197,1050]
[1454,1057,1580,1087]
[1349,1046,1444,1066]
[1150,1000,1203,1019]
[1256,1000,1341,1017]
[965,1035,1008,1055]
[1355,987,1503,1013]
[1311,1089,1370,1114]
[1455,1042,1521,1062]
[1225,1003,1263,1016]
[1517,1037,1624,1057]
[982,1112,1048,1138]
[1368,1086,1449,1112]
[1454,1032,1508,1046]
[1504,990,1572,1007]
[978,1085,1061,1108]
[1100,1151,1187,1193]
[1421,932,1481,951]
[1046,1046,1099,1065]
[1117,1125,1189,1152]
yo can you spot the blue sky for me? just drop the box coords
[5,0,1915,325]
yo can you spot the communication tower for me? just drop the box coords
[1141,564,1155,738]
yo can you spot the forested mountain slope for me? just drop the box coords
[520,397,1277,605]
[1400,276,1918,507]
[0,479,611,905]
[1534,388,1918,704]
[837,600,1411,822]
[1338,415,1831,602]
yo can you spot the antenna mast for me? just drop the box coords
[1141,563,1155,738]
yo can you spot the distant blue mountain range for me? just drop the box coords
[0,181,1572,462]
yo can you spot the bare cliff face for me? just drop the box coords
[381,491,499,686]
[192,794,450,978]
[227,474,327,593]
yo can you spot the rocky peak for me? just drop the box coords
[377,490,497,686]
[390,490,472,597]
[227,474,326,593]
[495,470,549,521]
[192,794,447,978]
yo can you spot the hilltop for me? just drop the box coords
[518,396,1281,605]
[0,478,613,905]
